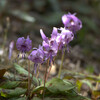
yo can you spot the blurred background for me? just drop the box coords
[0,0,100,75]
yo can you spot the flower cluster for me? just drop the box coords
[40,28,58,64]
[16,12,82,72]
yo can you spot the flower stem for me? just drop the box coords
[58,49,65,78]
[28,60,31,100]
[43,60,49,100]
[46,62,52,81]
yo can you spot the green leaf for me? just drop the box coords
[4,72,24,81]
[46,78,75,93]
[14,63,29,76]
[9,97,26,100]
[0,80,28,89]
[32,97,61,100]
[32,78,75,94]
[32,85,44,93]
[14,63,39,86]
[32,97,41,100]
[0,88,27,98]
[65,92,88,100]
[32,78,88,100]
[0,81,20,89]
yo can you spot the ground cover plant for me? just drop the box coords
[0,12,91,100]
[0,0,100,100]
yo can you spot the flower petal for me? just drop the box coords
[51,27,58,38]
[40,29,48,42]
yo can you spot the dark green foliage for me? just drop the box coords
[0,65,88,100]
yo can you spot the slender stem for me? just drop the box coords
[58,48,65,78]
[43,60,49,100]
[30,68,34,90]
[30,64,41,99]
[36,65,40,78]
[46,62,52,81]
[28,60,31,100]
[30,67,35,99]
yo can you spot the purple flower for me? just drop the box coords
[51,27,58,39]
[62,13,82,33]
[56,28,74,51]
[60,28,74,44]
[40,28,58,64]
[28,45,44,73]
[56,34,63,50]
[28,45,44,64]
[16,36,32,53]
[43,40,58,59]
